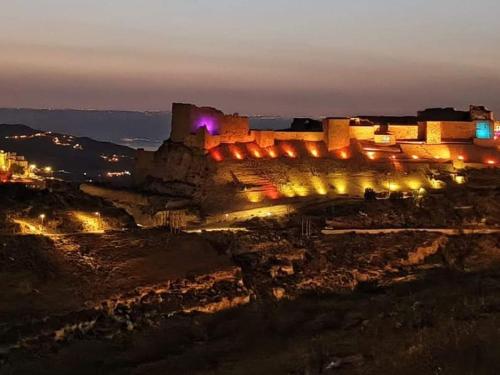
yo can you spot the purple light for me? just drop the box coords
[196,116,218,135]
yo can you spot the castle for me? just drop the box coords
[134,103,499,211]
[137,102,498,166]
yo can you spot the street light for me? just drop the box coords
[39,214,46,230]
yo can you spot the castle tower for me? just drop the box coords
[425,121,442,144]
[322,118,350,151]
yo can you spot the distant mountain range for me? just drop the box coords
[0,108,293,150]
[0,123,135,181]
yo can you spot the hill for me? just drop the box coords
[0,123,135,181]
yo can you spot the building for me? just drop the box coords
[0,150,30,179]
[138,103,498,157]
[134,103,499,211]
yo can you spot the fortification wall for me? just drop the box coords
[253,131,275,148]
[400,143,498,162]
[219,115,250,137]
[323,119,350,151]
[425,122,442,144]
[274,131,324,142]
[440,121,476,139]
[170,103,249,145]
[350,126,374,140]
[386,124,419,140]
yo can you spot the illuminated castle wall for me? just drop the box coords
[166,103,497,153]
[134,103,499,194]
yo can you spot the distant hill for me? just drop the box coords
[0,123,135,181]
[0,108,294,150]
[0,108,171,150]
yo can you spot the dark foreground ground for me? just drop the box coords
[1,169,500,374]
[1,230,499,375]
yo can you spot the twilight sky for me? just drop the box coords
[1,0,500,116]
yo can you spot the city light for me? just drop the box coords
[366,151,375,160]
[486,160,496,165]
[411,155,419,160]
[458,155,465,161]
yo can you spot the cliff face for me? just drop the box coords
[135,141,216,199]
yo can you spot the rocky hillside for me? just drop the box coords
[0,124,135,181]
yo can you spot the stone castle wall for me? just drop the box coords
[425,122,442,144]
[323,118,350,151]
[386,124,419,140]
[350,126,374,140]
[440,121,476,139]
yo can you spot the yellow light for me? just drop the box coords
[455,175,465,184]
[286,150,295,158]
[340,151,348,159]
[280,185,296,198]
[234,152,243,160]
[268,150,277,158]
[385,181,400,191]
[253,150,261,158]
[73,212,104,232]
[311,176,327,195]
[39,214,46,219]
[44,166,52,173]
[486,160,496,165]
[246,191,263,203]
[390,155,396,160]
[360,178,375,191]
[366,151,375,160]
[332,178,347,194]
[412,155,419,160]
[293,185,309,197]
[407,180,421,190]
[430,178,444,189]
[30,164,37,170]
[458,155,465,161]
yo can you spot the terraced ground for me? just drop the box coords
[1,227,499,374]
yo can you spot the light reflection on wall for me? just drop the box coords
[210,149,223,162]
[311,176,327,195]
[246,191,263,203]
[279,184,296,198]
[331,177,347,194]
[281,143,297,158]
[293,184,309,197]
[229,145,244,160]
[305,142,320,158]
